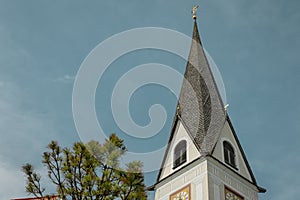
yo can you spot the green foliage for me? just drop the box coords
[22,164,45,197]
[22,134,147,200]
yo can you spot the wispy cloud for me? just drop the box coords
[53,74,75,83]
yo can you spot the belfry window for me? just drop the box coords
[223,141,236,168]
[173,140,187,169]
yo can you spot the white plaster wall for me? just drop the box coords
[155,160,209,200]
[207,157,259,200]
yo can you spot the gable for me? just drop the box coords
[212,117,255,183]
[158,118,201,181]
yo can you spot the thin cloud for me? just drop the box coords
[53,74,75,83]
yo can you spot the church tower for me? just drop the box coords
[152,7,266,200]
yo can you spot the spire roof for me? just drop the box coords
[177,19,226,154]
[156,18,229,183]
[154,17,266,193]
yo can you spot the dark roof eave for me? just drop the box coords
[258,186,267,193]
[146,184,155,191]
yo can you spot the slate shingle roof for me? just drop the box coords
[156,19,227,182]
[177,20,226,154]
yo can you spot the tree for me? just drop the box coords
[22,134,147,200]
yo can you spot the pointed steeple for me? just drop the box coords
[177,16,226,154]
[156,10,227,182]
[153,10,266,196]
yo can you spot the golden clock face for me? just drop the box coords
[225,187,243,200]
[173,191,189,200]
[170,185,190,200]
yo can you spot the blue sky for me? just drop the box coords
[0,0,299,199]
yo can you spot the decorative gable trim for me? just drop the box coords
[156,115,179,182]
[225,116,257,185]
[210,115,265,193]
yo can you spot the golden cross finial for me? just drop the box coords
[192,5,199,19]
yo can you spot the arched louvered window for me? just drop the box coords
[173,140,187,169]
[223,141,236,168]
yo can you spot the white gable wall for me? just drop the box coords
[159,119,201,180]
[212,120,253,182]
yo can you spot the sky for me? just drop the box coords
[0,0,299,199]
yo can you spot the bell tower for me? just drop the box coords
[151,6,266,200]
